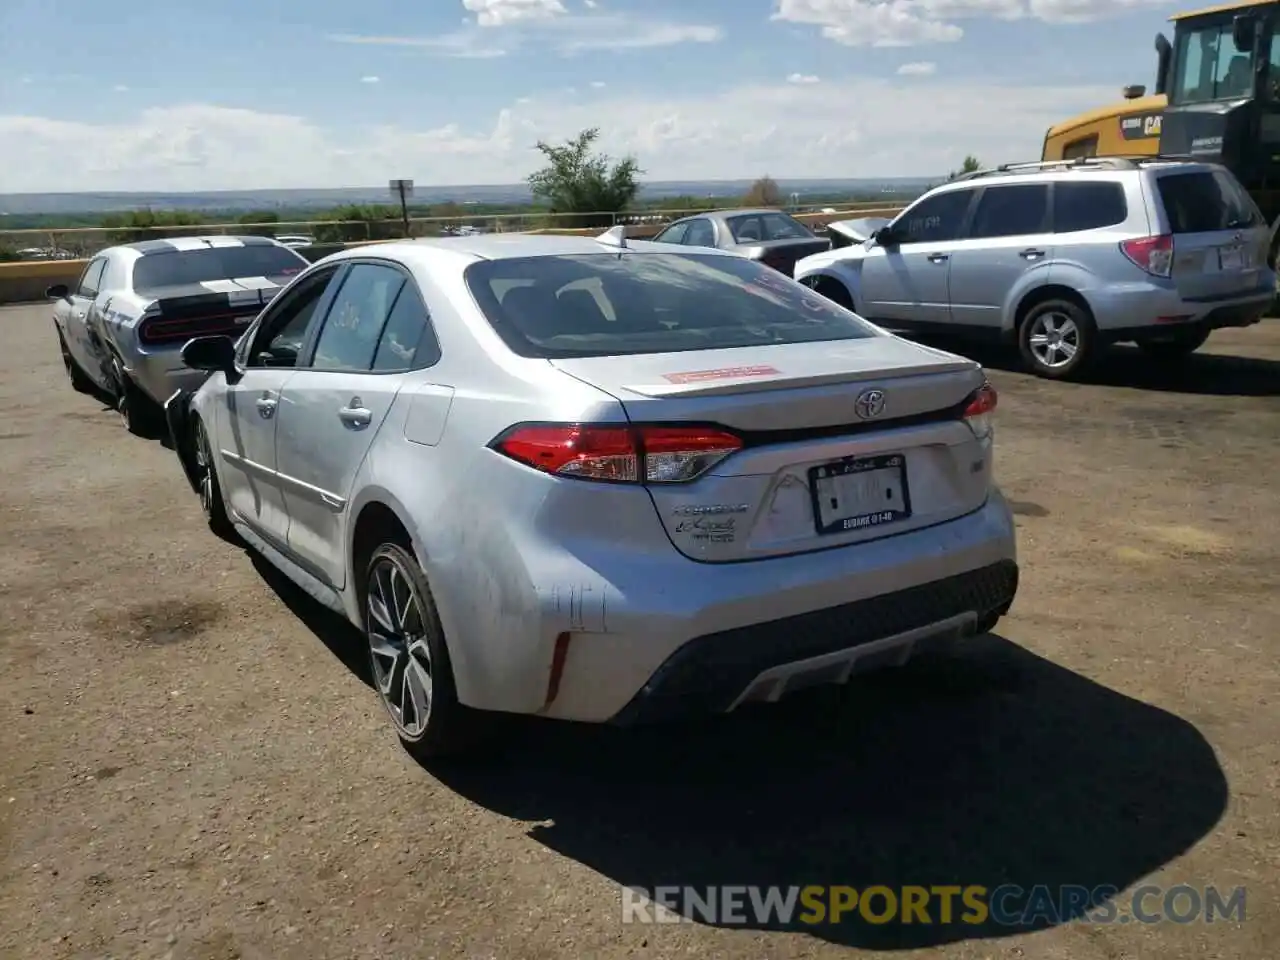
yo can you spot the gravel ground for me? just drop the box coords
[0,303,1277,960]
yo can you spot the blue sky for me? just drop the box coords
[0,0,1188,191]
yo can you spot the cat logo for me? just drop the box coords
[1144,115,1162,136]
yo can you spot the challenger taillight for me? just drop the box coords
[490,423,743,484]
[1120,234,1174,278]
[138,311,257,346]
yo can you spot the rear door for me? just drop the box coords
[859,188,976,325]
[274,260,436,589]
[946,182,1053,330]
[1152,167,1269,299]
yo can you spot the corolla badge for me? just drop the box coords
[854,388,886,420]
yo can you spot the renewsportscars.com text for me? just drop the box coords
[621,884,1246,927]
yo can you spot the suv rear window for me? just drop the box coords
[1053,181,1127,232]
[131,245,306,296]
[1155,170,1263,234]
[465,253,877,359]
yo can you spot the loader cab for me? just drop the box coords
[1159,3,1280,188]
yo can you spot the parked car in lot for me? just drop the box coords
[794,157,1276,379]
[165,230,1019,759]
[47,235,309,433]
[649,207,830,275]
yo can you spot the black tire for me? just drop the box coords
[1137,328,1211,361]
[1017,297,1099,380]
[363,542,485,761]
[109,355,162,437]
[56,329,93,394]
[191,416,238,543]
[806,275,855,311]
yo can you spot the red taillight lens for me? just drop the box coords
[964,381,997,418]
[491,423,742,484]
[1120,234,1173,278]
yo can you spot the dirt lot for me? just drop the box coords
[0,303,1277,960]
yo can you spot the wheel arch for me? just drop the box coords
[1013,283,1096,336]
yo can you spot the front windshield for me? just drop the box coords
[1171,21,1254,103]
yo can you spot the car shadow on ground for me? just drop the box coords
[422,634,1228,951]
[247,551,373,687]
[910,334,1280,398]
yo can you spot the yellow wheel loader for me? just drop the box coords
[1043,0,1280,265]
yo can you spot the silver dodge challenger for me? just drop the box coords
[48,235,309,434]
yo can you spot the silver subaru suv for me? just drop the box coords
[794,157,1275,379]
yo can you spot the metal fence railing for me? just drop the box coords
[0,200,917,264]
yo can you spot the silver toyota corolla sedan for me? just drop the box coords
[164,230,1019,759]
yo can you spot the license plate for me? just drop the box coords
[808,453,912,536]
[1219,246,1244,271]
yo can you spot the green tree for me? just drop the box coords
[313,204,403,243]
[526,127,642,228]
[101,208,207,243]
[237,211,279,237]
[744,175,782,207]
[948,155,982,180]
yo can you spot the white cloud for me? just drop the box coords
[112,84,130,92]
[0,77,1117,192]
[360,75,381,84]
[787,73,821,84]
[590,80,607,88]
[896,61,936,75]
[331,3,719,58]
[464,0,566,27]
[772,0,1160,46]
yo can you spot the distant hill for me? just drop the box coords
[0,178,938,216]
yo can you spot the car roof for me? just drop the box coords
[329,233,744,267]
[936,157,1225,191]
[120,235,287,255]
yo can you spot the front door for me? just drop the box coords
[947,182,1053,331]
[214,265,343,548]
[859,187,975,327]
[65,257,108,380]
[274,261,440,588]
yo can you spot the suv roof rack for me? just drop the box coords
[949,153,1210,182]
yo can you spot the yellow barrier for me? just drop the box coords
[0,206,907,285]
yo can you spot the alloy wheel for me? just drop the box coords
[1027,311,1079,369]
[366,556,433,737]
[193,421,216,518]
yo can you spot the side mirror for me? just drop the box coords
[871,227,899,247]
[46,283,69,300]
[1232,13,1255,53]
[181,335,238,377]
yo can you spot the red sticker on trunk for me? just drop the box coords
[662,365,781,384]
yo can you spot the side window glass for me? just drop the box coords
[309,263,407,372]
[372,283,440,371]
[969,185,1050,239]
[893,190,972,244]
[77,259,107,297]
[655,222,689,244]
[1054,182,1128,232]
[685,219,715,246]
[247,268,339,368]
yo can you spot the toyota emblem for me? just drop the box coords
[854,388,886,420]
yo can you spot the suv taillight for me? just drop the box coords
[1120,234,1173,278]
[490,423,743,484]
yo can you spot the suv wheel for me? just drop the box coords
[1018,299,1097,380]
[1137,328,1210,361]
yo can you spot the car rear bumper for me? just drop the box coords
[127,346,211,406]
[1090,281,1274,340]
[459,490,1018,724]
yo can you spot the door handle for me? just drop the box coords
[1019,248,1046,259]
[338,403,372,428]
[255,396,277,419]
[927,253,949,263]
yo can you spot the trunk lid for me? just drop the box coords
[136,280,285,346]
[1152,168,1270,301]
[827,217,891,250]
[551,338,993,562]
[741,237,832,274]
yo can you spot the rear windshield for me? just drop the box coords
[131,245,306,295]
[725,212,813,243]
[1155,170,1263,234]
[464,252,877,359]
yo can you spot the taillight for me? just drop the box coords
[1120,234,1173,278]
[138,311,256,345]
[490,423,743,484]
[962,381,997,439]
